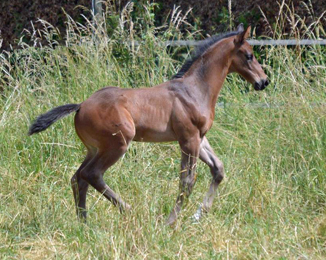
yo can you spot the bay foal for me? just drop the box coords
[29,25,269,225]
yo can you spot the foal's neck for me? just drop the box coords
[185,38,234,111]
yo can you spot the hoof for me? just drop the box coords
[125,203,132,211]
[191,204,202,223]
[165,218,176,226]
[165,213,177,226]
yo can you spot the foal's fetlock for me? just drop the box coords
[76,208,87,222]
[120,203,132,213]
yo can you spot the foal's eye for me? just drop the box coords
[245,54,253,61]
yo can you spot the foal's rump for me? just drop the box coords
[75,93,136,149]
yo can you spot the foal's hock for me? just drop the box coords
[29,25,269,225]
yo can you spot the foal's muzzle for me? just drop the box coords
[254,79,269,91]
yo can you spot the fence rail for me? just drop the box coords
[164,39,326,47]
[215,102,326,109]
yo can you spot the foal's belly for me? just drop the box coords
[133,127,177,142]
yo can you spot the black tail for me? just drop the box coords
[28,104,81,135]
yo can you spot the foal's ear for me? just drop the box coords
[234,25,251,45]
[236,23,244,33]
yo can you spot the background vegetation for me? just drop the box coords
[1,0,326,50]
[0,1,325,259]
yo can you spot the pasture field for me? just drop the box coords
[0,5,326,259]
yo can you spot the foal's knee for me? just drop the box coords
[80,167,104,188]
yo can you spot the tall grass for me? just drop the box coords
[0,2,325,259]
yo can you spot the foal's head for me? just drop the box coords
[229,25,269,91]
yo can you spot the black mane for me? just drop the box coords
[172,31,240,79]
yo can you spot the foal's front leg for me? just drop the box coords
[166,137,201,225]
[193,136,224,221]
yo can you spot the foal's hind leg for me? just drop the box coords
[194,137,224,220]
[71,149,96,219]
[79,146,131,213]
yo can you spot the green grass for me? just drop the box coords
[0,6,326,259]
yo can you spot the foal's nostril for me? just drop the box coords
[254,82,261,90]
[254,79,269,91]
[264,79,269,87]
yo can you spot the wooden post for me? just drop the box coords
[91,0,103,42]
[92,0,103,19]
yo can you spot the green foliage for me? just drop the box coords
[0,3,326,259]
[238,9,260,29]
[216,7,232,26]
